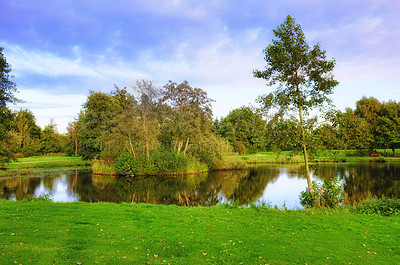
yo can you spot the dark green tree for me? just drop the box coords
[0,47,19,165]
[355,97,383,126]
[332,108,374,151]
[220,107,266,154]
[10,109,42,156]
[312,123,338,150]
[265,116,302,152]
[0,47,18,106]
[253,15,339,193]
[375,101,400,156]
[217,106,266,154]
[78,91,122,160]
[354,96,383,148]
[40,121,62,155]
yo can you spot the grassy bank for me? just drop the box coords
[92,152,246,176]
[3,155,90,170]
[0,155,91,177]
[0,200,399,264]
[241,150,400,164]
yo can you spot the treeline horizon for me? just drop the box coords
[215,96,400,156]
[4,82,400,160]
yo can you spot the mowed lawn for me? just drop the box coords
[0,201,399,264]
[4,155,90,169]
[240,149,400,164]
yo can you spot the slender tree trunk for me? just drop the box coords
[128,134,136,158]
[183,137,190,155]
[146,140,149,160]
[177,141,183,154]
[297,87,313,193]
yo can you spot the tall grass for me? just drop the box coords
[91,160,117,175]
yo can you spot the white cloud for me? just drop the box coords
[2,42,148,83]
[3,44,100,78]
[10,89,87,133]
[133,27,268,117]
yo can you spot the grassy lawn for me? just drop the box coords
[0,201,399,264]
[241,150,400,164]
[0,155,91,177]
[3,155,91,170]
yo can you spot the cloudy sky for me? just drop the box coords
[1,0,399,133]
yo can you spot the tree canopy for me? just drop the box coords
[0,47,18,107]
[0,47,18,165]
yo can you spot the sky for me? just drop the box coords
[1,0,399,133]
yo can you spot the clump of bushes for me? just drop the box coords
[23,193,53,202]
[91,159,117,175]
[355,197,400,216]
[299,179,345,208]
[188,134,247,171]
[114,151,208,176]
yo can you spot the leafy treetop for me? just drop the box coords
[253,15,338,115]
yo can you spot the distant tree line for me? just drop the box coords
[7,109,69,157]
[214,96,400,156]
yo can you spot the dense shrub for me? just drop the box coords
[300,179,344,208]
[152,152,188,174]
[115,153,154,175]
[114,151,206,176]
[114,152,136,175]
[355,197,400,216]
[233,141,247,155]
[189,134,246,171]
[92,159,117,175]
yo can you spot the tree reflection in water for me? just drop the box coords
[1,163,399,208]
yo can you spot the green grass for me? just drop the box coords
[0,200,399,264]
[3,155,91,169]
[0,166,91,178]
[241,150,400,164]
[0,155,91,177]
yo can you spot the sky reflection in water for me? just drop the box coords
[1,163,399,209]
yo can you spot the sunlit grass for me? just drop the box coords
[240,149,400,164]
[4,155,91,170]
[0,201,398,264]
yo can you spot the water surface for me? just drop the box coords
[1,163,399,209]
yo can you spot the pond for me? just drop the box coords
[1,163,399,209]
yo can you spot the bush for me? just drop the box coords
[114,152,136,175]
[92,159,117,175]
[114,151,206,175]
[189,134,246,171]
[23,193,53,202]
[355,197,400,216]
[233,141,247,155]
[300,179,345,208]
[152,152,188,174]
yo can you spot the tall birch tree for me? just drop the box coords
[253,16,339,193]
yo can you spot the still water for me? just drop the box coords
[1,163,399,209]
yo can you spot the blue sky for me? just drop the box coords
[1,0,399,133]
